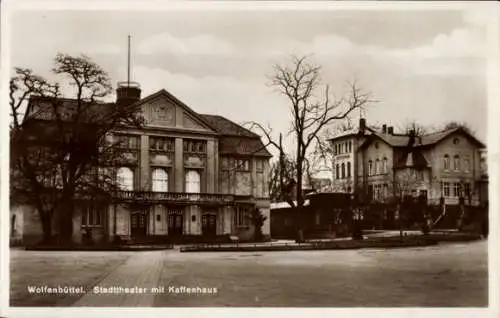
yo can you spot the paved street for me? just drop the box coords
[10,240,488,307]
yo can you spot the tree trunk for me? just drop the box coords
[39,211,53,244]
[58,193,75,244]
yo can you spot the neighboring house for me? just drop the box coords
[329,118,379,193]
[357,122,487,206]
[11,82,272,245]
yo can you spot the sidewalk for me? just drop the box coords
[72,251,165,306]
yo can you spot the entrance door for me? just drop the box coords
[168,211,183,236]
[131,212,147,238]
[202,214,217,237]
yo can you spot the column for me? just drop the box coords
[214,140,219,193]
[175,138,184,192]
[183,206,190,235]
[140,135,150,190]
[206,139,216,193]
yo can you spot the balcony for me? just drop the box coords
[115,191,235,205]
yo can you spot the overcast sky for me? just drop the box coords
[8,3,492,161]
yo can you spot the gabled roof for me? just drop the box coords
[360,127,485,150]
[420,127,485,148]
[25,90,272,158]
[135,89,218,133]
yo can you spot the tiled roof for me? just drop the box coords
[371,127,485,149]
[218,136,272,157]
[420,128,459,146]
[198,114,258,137]
[373,132,411,147]
[198,115,271,157]
[329,125,377,140]
[25,94,272,158]
[25,96,115,122]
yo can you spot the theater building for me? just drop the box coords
[11,82,272,245]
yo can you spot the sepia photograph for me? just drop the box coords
[1,0,498,317]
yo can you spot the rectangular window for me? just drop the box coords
[183,139,207,154]
[453,183,461,197]
[236,159,250,171]
[443,182,450,197]
[116,134,139,149]
[464,183,471,197]
[81,204,103,227]
[150,136,174,152]
[235,206,251,227]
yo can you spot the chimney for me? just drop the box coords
[408,129,416,146]
[359,118,366,133]
[382,124,387,133]
[116,35,141,107]
[388,126,394,134]
[116,82,141,107]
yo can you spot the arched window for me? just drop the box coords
[443,154,450,170]
[375,159,380,174]
[185,170,201,193]
[341,163,346,179]
[349,141,352,153]
[454,155,460,171]
[383,157,388,174]
[347,162,351,178]
[335,164,340,179]
[368,160,373,176]
[152,168,169,192]
[117,167,134,191]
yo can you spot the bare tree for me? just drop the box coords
[398,120,429,136]
[10,53,143,244]
[268,154,296,202]
[247,55,374,238]
[443,121,476,136]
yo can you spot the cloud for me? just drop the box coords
[400,28,486,59]
[137,33,235,55]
